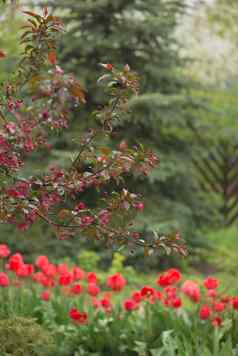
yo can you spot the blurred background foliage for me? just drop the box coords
[1,0,238,275]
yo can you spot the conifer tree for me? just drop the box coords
[0,0,211,266]
[50,0,207,247]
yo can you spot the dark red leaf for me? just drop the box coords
[48,51,56,65]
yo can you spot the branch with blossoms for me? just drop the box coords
[0,7,186,256]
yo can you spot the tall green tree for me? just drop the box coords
[48,0,211,260]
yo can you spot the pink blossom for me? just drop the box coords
[181,280,200,303]
[0,272,9,287]
[81,215,94,226]
[0,244,10,258]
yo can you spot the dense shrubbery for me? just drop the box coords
[0,244,238,355]
[0,317,56,356]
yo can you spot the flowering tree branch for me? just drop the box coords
[0,7,186,257]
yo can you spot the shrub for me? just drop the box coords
[0,317,56,356]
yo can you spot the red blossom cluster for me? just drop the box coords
[1,62,155,238]
[0,244,238,327]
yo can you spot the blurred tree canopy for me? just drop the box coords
[177,0,238,230]
[207,0,238,40]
